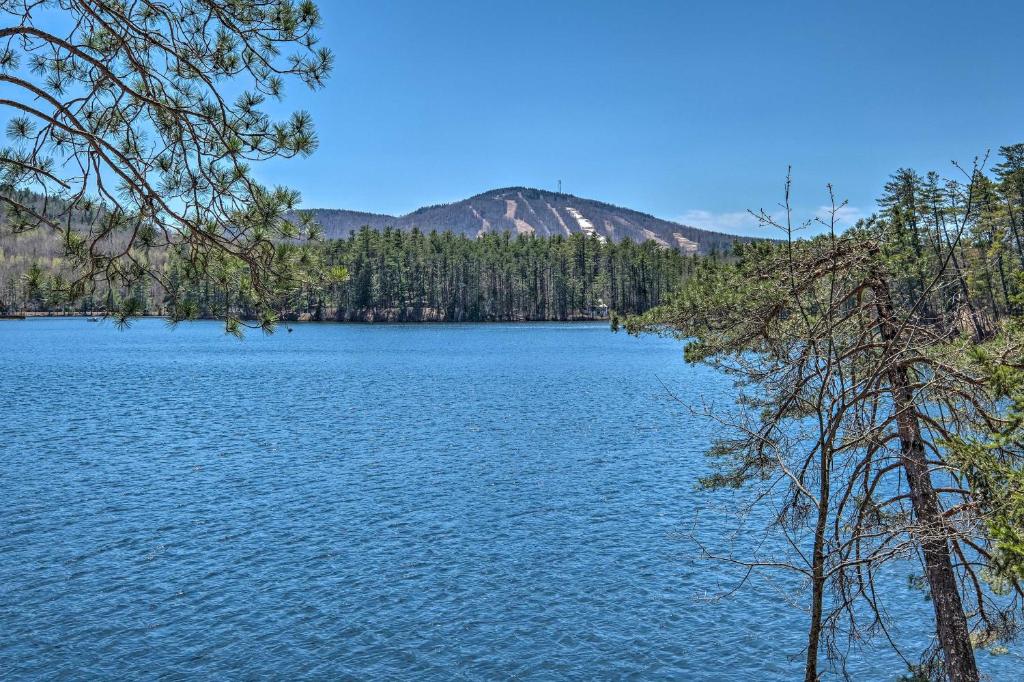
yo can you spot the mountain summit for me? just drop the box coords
[307,187,747,255]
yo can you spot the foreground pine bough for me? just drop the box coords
[0,0,333,334]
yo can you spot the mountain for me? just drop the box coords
[306,187,748,255]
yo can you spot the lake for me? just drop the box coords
[0,319,1015,679]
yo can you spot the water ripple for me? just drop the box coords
[0,319,1015,679]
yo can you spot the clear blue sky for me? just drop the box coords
[256,0,1022,235]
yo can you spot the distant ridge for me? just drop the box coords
[306,187,750,255]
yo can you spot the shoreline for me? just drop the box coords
[5,312,615,325]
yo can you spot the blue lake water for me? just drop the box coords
[0,319,1016,679]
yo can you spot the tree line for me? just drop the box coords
[286,229,702,321]
[2,228,711,324]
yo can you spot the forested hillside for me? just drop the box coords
[305,187,748,255]
[0,186,739,322]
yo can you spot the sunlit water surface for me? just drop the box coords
[0,319,1016,679]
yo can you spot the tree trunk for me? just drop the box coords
[936,208,986,341]
[873,279,979,682]
[1004,197,1024,270]
[805,454,830,682]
